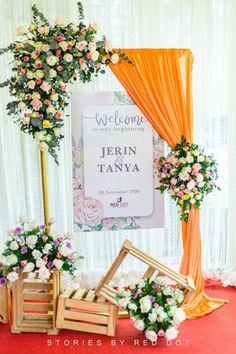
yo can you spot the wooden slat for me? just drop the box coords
[72,289,86,300]
[104,285,118,294]
[23,313,53,321]
[99,289,118,306]
[107,305,118,336]
[23,303,53,311]
[65,298,109,312]
[16,320,52,329]
[23,282,53,290]
[61,287,75,299]
[96,296,106,303]
[84,290,96,302]
[62,319,107,335]
[23,292,53,301]
[64,309,108,324]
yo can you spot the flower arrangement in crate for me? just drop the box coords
[0,2,130,163]
[0,218,82,285]
[156,137,220,221]
[117,276,186,342]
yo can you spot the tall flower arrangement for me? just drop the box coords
[0,219,82,285]
[0,3,130,163]
[157,137,220,221]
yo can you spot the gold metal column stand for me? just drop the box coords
[40,151,50,227]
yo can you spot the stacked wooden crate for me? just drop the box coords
[11,270,61,334]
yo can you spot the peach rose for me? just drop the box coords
[46,55,57,66]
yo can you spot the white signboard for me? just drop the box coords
[83,105,153,217]
[72,92,164,232]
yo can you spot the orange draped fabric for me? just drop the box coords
[110,48,226,318]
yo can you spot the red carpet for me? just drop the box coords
[0,280,235,354]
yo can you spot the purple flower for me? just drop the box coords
[40,225,46,230]
[150,296,156,303]
[0,278,6,286]
[66,241,72,249]
[53,240,59,248]
[21,246,28,254]
[152,284,158,289]
[14,226,23,235]
[47,261,53,268]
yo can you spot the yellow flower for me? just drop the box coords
[182,194,190,200]
[42,44,50,52]
[35,42,43,51]
[46,105,56,115]
[31,111,39,118]
[32,92,41,100]
[34,70,44,79]
[43,120,51,129]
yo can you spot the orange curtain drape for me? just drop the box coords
[110,48,226,318]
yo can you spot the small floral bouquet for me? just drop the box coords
[117,277,186,342]
[157,137,219,221]
[0,3,130,163]
[0,218,83,285]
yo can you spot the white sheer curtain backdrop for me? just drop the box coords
[0,0,235,287]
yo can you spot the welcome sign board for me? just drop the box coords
[72,92,164,232]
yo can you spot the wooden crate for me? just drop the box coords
[56,288,118,336]
[95,239,195,304]
[0,284,9,324]
[11,270,61,334]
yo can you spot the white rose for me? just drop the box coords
[134,319,145,331]
[38,141,48,152]
[90,51,99,61]
[32,250,42,260]
[198,155,205,162]
[155,276,168,286]
[140,295,152,313]
[49,69,57,78]
[193,150,200,156]
[165,327,179,340]
[53,259,63,270]
[63,53,73,62]
[59,244,70,257]
[7,271,19,283]
[190,198,196,204]
[38,267,50,280]
[36,258,46,268]
[173,308,186,323]
[10,241,19,250]
[55,17,63,26]
[137,279,145,289]
[111,53,119,64]
[26,235,37,248]
[24,262,35,273]
[18,215,28,224]
[157,310,167,322]
[43,243,52,254]
[148,311,158,323]
[17,26,26,36]
[196,173,204,182]
[35,131,46,142]
[174,289,185,304]
[195,194,202,200]
[6,254,18,266]
[162,286,172,296]
[186,156,194,163]
[187,180,196,190]
[88,42,97,51]
[118,297,130,308]
[145,330,158,342]
[170,178,177,185]
[179,157,186,164]
[128,303,137,312]
[198,182,205,188]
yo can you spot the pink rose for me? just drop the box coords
[46,55,57,66]
[157,330,165,337]
[193,163,201,171]
[42,235,48,241]
[177,191,184,198]
[180,184,185,190]
[205,170,211,177]
[73,188,84,207]
[191,169,198,176]
[74,197,104,227]
[40,81,51,92]
[31,99,42,111]
[183,146,189,151]
[174,162,180,167]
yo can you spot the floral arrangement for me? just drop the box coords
[117,276,186,342]
[157,137,219,221]
[0,218,82,285]
[0,267,6,287]
[0,3,130,163]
